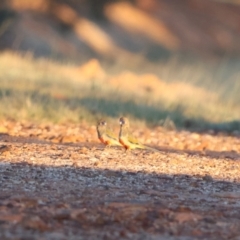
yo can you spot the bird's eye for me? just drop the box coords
[99,121,106,126]
[100,121,106,126]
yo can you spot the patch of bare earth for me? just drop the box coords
[0,121,240,239]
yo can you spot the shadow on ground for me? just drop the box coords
[0,143,240,239]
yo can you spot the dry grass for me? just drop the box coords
[0,51,239,131]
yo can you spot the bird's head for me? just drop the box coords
[97,120,107,130]
[119,117,129,128]
[98,120,107,126]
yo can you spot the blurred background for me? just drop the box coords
[0,0,240,132]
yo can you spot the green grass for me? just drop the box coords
[0,51,239,132]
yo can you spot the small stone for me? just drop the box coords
[89,157,98,163]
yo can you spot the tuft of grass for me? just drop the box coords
[0,51,239,132]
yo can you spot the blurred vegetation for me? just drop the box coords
[0,52,239,132]
[1,0,240,60]
[0,0,239,132]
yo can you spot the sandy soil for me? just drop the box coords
[0,121,240,239]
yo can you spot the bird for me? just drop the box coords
[96,120,122,147]
[119,117,160,152]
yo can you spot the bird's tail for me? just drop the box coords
[143,145,161,152]
[130,141,160,152]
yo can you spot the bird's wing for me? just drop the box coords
[105,129,122,146]
[106,129,118,140]
[128,134,145,148]
[128,135,160,151]
[128,135,139,144]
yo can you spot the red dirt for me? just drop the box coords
[0,121,240,239]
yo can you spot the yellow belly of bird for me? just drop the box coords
[119,137,140,150]
[119,138,129,150]
[99,136,109,145]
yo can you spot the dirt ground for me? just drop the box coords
[0,121,240,239]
